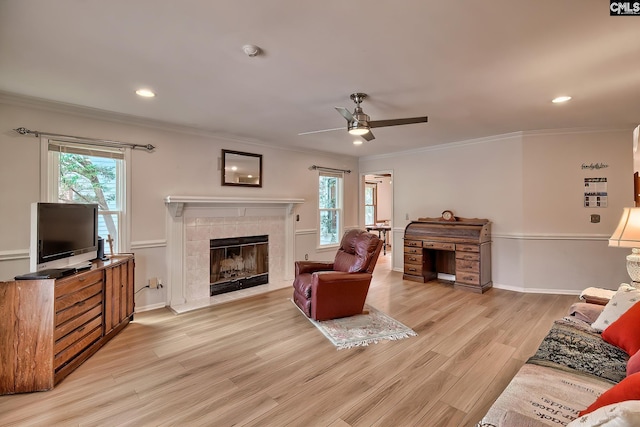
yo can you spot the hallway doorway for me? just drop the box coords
[362,171,393,257]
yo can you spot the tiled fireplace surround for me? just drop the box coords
[165,196,303,313]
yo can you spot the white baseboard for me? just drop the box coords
[135,302,167,313]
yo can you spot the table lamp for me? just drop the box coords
[609,207,640,284]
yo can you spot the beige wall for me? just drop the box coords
[0,96,359,309]
[359,129,634,293]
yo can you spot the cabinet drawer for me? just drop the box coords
[54,316,102,366]
[404,254,423,264]
[55,304,102,341]
[456,259,480,273]
[56,270,103,296]
[404,246,421,255]
[422,241,455,251]
[55,281,103,313]
[404,264,422,275]
[404,239,422,248]
[55,293,103,327]
[456,244,479,252]
[456,271,480,285]
[456,251,480,261]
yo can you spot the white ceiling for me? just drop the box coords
[1,1,639,157]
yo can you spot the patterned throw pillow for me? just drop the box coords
[591,284,640,332]
[628,350,640,376]
[568,400,640,426]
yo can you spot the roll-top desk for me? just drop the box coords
[403,217,492,293]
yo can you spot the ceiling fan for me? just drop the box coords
[299,93,428,141]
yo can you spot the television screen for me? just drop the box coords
[32,202,98,269]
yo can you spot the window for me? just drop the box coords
[44,139,130,254]
[318,171,343,247]
[365,183,377,226]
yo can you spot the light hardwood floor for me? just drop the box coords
[0,254,578,426]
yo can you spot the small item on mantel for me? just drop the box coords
[106,234,115,256]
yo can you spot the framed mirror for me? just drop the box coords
[221,149,263,187]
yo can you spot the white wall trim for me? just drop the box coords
[134,302,167,313]
[492,282,581,296]
[360,126,629,162]
[493,232,609,241]
[295,228,317,235]
[131,239,167,250]
[0,249,29,261]
[0,91,357,159]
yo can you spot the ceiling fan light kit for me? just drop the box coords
[299,92,428,143]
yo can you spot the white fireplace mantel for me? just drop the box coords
[165,196,304,217]
[164,195,304,311]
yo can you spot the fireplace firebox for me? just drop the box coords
[210,235,269,296]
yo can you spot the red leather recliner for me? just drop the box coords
[292,229,383,321]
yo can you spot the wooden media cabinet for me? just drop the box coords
[403,217,492,293]
[0,255,135,395]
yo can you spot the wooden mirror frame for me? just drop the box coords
[221,149,263,187]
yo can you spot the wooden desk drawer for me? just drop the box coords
[404,239,422,248]
[404,254,422,264]
[456,251,480,261]
[456,271,480,285]
[456,244,479,252]
[423,241,455,251]
[404,264,422,275]
[404,246,421,255]
[456,259,480,273]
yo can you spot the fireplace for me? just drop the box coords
[210,235,269,295]
[164,196,304,312]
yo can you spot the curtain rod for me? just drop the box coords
[13,127,156,152]
[309,165,351,174]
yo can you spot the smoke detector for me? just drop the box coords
[242,44,261,57]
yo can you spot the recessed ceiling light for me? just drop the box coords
[552,96,572,103]
[135,89,156,98]
[353,139,363,145]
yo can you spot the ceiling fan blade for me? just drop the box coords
[335,106,354,122]
[362,131,375,142]
[297,127,344,136]
[369,116,428,128]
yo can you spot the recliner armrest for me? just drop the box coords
[295,261,335,276]
[310,271,373,321]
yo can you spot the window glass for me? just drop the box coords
[319,172,343,246]
[48,141,125,254]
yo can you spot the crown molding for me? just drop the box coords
[0,90,358,160]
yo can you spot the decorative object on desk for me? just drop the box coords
[293,301,416,350]
[441,209,456,221]
[106,234,115,256]
[221,149,262,187]
[608,207,640,284]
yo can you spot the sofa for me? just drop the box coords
[477,284,640,427]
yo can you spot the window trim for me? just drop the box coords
[40,137,132,253]
[317,170,344,249]
[364,182,378,226]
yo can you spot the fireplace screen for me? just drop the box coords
[210,235,269,296]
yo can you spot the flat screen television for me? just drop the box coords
[30,202,99,271]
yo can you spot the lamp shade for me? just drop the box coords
[609,207,640,248]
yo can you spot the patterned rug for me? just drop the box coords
[294,302,417,350]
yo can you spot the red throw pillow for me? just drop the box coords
[628,350,640,376]
[579,372,640,416]
[601,301,640,355]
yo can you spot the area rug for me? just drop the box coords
[293,301,417,349]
